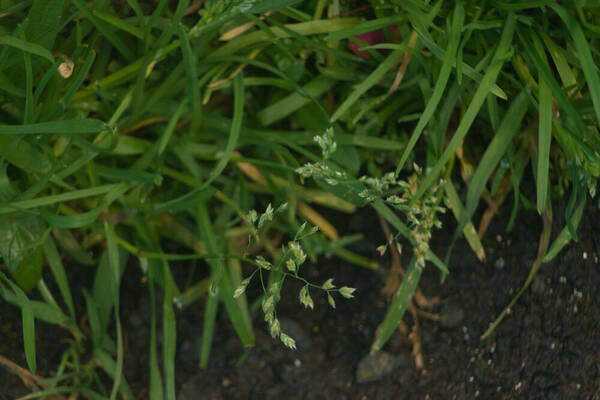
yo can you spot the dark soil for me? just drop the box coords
[2,202,600,399]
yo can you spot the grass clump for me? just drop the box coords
[0,0,599,397]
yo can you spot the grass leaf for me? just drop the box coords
[203,73,244,187]
[200,291,219,368]
[330,48,404,123]
[395,3,464,174]
[0,35,54,61]
[0,119,106,135]
[462,91,529,231]
[371,255,421,353]
[550,5,600,124]
[443,181,485,262]
[42,237,75,318]
[0,272,36,373]
[413,13,517,205]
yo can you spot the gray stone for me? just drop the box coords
[356,351,408,383]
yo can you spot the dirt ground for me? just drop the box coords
[1,201,599,399]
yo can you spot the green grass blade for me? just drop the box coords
[42,206,104,229]
[210,18,361,58]
[551,4,600,124]
[258,75,335,126]
[543,198,585,263]
[71,0,135,62]
[32,56,61,104]
[0,184,121,214]
[59,49,96,108]
[95,166,161,185]
[517,28,587,140]
[147,271,164,400]
[158,99,188,156]
[325,15,404,41]
[0,272,36,373]
[20,293,36,374]
[196,202,254,349]
[395,3,464,174]
[23,0,63,51]
[199,291,219,368]
[177,22,201,131]
[408,18,506,100]
[443,181,485,262]
[246,0,302,14]
[0,119,106,135]
[534,46,553,214]
[104,222,123,400]
[413,13,517,205]
[93,10,144,38]
[83,290,104,349]
[330,48,404,123]
[540,33,578,91]
[371,255,421,353]
[42,183,129,228]
[162,266,177,400]
[0,35,54,61]
[42,237,75,318]
[95,350,135,400]
[462,91,529,230]
[203,73,244,187]
[23,50,34,124]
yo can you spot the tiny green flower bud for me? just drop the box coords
[262,295,274,314]
[258,203,274,229]
[299,285,314,309]
[296,222,307,238]
[327,293,336,309]
[285,258,296,272]
[321,278,335,290]
[247,209,258,224]
[339,286,356,299]
[233,285,246,299]
[289,241,306,265]
[269,318,281,338]
[270,280,280,294]
[280,332,297,350]
[255,256,272,270]
[296,164,314,178]
[264,311,274,324]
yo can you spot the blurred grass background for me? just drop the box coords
[0,0,599,398]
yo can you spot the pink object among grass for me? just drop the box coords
[348,25,399,59]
